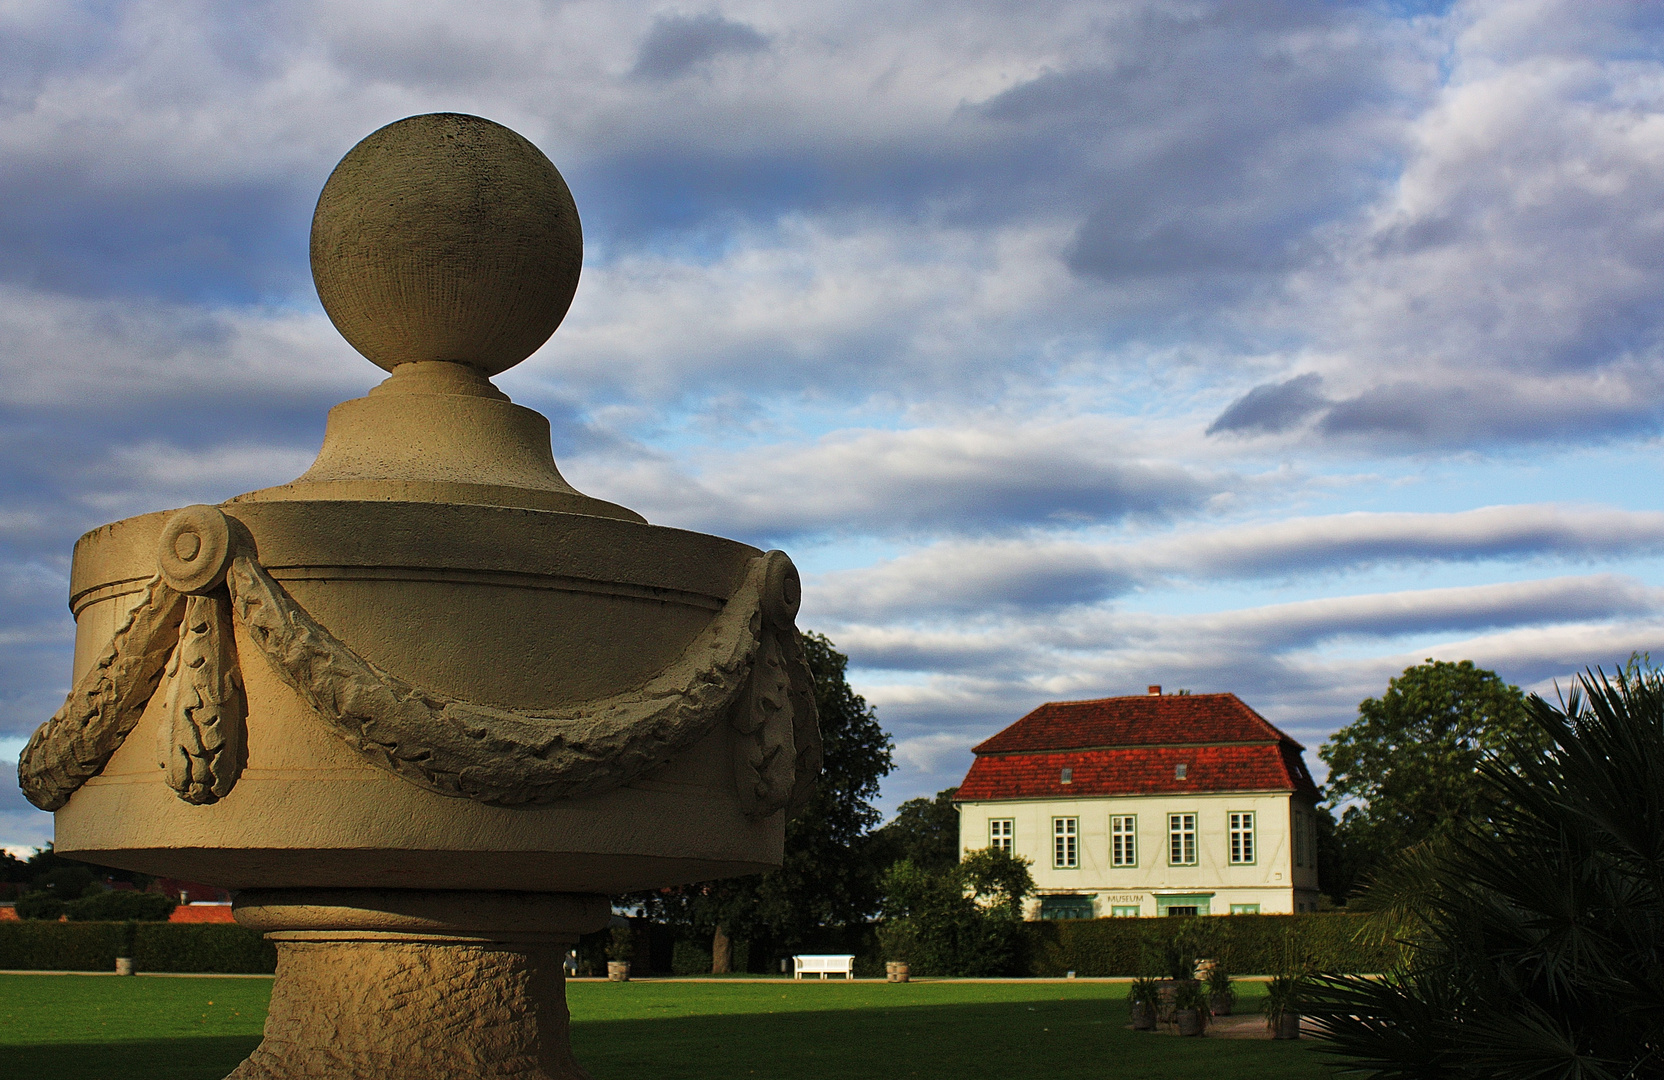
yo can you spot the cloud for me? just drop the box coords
[0,285,367,411]
[835,574,1664,674]
[1208,373,1329,435]
[809,504,1664,619]
[574,417,1227,541]
[0,759,52,853]
[1026,2,1427,286]
[537,219,1082,405]
[893,730,984,775]
[632,13,769,80]
[1240,0,1664,449]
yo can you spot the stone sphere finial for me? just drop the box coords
[310,113,583,377]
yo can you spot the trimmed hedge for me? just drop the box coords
[0,920,124,971]
[1029,913,1401,977]
[0,921,276,973]
[134,923,276,973]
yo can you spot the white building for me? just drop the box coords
[955,687,1323,918]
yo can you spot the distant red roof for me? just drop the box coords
[958,693,1320,802]
[169,903,236,923]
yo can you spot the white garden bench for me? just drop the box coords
[793,954,856,980]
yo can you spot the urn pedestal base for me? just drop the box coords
[228,890,610,1080]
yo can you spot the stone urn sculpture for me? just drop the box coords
[17,112,821,1079]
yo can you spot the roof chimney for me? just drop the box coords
[1148,685,1161,696]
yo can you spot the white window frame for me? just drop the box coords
[1168,812,1197,866]
[1229,811,1255,865]
[1110,815,1137,867]
[989,818,1014,853]
[1053,817,1078,869]
[1110,904,1141,918]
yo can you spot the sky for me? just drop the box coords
[6,0,1664,852]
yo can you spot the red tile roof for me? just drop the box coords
[958,693,1320,802]
[972,692,1296,754]
[169,903,236,923]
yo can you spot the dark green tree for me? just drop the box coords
[874,787,960,871]
[876,846,1035,977]
[1305,668,1664,1078]
[633,631,894,971]
[1320,659,1535,891]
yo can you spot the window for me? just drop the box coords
[1156,894,1211,916]
[1059,767,1072,784]
[1229,812,1255,864]
[1053,817,1078,868]
[1111,904,1141,918]
[989,818,1013,853]
[1175,762,1188,780]
[1111,815,1137,866]
[1229,903,1260,915]
[1039,894,1094,920]
[1168,813,1197,865]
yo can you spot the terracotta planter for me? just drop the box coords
[114,957,133,976]
[1209,993,1233,1016]
[1129,1001,1155,1030]
[1175,1008,1205,1036]
[885,961,910,983]
[1272,1012,1301,1040]
[606,961,631,982]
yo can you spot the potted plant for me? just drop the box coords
[1206,958,1234,1016]
[1128,976,1160,1030]
[1172,978,1209,1036]
[1156,929,1200,1022]
[1263,973,1303,1039]
[605,925,633,982]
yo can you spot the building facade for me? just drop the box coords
[955,688,1323,917]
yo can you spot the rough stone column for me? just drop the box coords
[228,890,610,1080]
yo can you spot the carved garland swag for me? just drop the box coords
[18,505,820,818]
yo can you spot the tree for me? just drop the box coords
[876,846,1035,977]
[1319,659,1535,891]
[874,787,960,872]
[632,631,894,970]
[1305,668,1664,1078]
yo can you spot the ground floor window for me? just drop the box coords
[1040,894,1095,920]
[1156,894,1211,916]
[1229,903,1260,914]
[989,818,1013,853]
[1110,904,1141,917]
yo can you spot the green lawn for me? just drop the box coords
[0,974,1333,1079]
